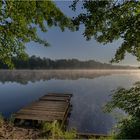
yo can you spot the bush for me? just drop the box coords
[42,120,77,139]
[104,82,140,139]
[114,117,140,139]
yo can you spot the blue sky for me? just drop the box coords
[25,1,139,66]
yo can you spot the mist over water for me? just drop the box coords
[0,70,140,134]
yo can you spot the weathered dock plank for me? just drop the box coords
[14,114,62,121]
[39,96,70,102]
[77,133,110,138]
[46,93,72,97]
[14,93,72,123]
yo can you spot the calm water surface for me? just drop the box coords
[0,70,140,134]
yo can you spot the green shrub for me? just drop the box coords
[42,120,77,139]
[114,116,140,139]
[104,82,140,139]
[8,115,15,125]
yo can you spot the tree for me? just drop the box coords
[70,1,140,138]
[104,82,140,139]
[71,0,140,63]
[0,0,73,68]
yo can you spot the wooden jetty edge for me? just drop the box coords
[14,93,72,126]
[77,133,111,138]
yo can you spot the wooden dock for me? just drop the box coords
[77,133,110,139]
[14,93,72,125]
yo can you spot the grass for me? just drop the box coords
[42,120,77,139]
[0,113,4,126]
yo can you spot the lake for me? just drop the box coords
[0,69,140,134]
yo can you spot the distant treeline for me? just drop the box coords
[0,55,136,69]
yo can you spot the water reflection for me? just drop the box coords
[0,70,140,134]
[0,70,112,84]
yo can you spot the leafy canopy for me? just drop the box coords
[71,0,140,63]
[0,0,73,68]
